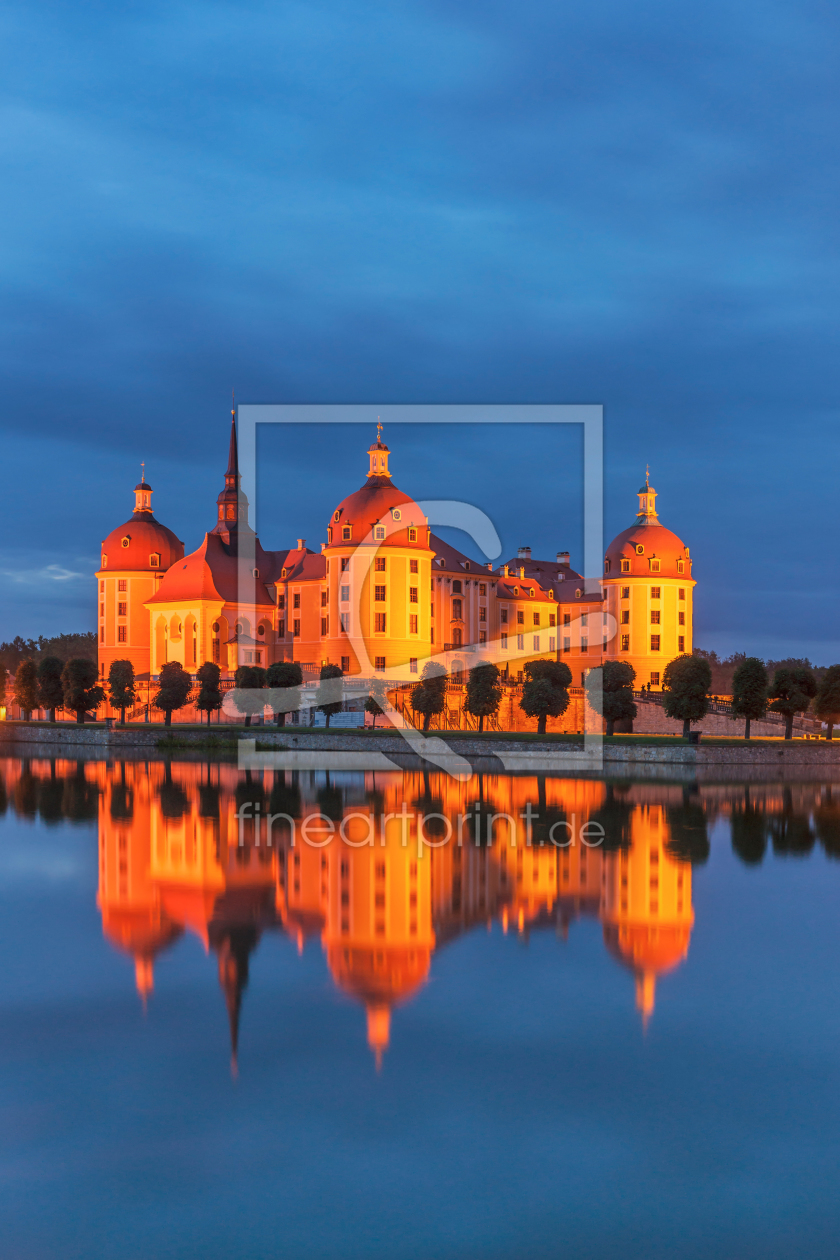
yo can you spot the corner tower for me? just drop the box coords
[601,473,695,690]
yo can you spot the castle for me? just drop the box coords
[97,411,694,694]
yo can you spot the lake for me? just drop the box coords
[1,754,838,1259]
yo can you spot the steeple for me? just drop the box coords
[212,401,252,543]
[636,467,658,523]
[367,419,391,480]
[133,464,154,516]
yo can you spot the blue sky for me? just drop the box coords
[2,0,839,659]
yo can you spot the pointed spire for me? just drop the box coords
[227,391,239,477]
[213,397,251,541]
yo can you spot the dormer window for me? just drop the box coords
[408,528,417,542]
[635,544,644,555]
[252,568,259,578]
[464,561,470,571]
[437,557,445,567]
[549,591,555,600]
[334,511,341,522]
[327,528,332,543]
[150,553,160,568]
[374,525,385,541]
[604,560,611,574]
[575,588,582,598]
[342,526,352,541]
[677,559,684,573]
[121,536,130,548]
[649,559,661,573]
[392,508,401,521]
[281,568,287,579]
[621,559,631,573]
[513,586,519,596]
[101,555,107,568]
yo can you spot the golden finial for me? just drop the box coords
[376,417,383,444]
[141,461,145,483]
[645,463,650,487]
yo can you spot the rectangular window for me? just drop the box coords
[581,636,588,654]
[99,581,104,593]
[517,610,524,625]
[375,557,386,572]
[375,585,386,601]
[375,656,386,671]
[410,587,418,603]
[374,526,385,541]
[533,612,540,626]
[479,630,486,643]
[408,528,416,541]
[99,626,105,643]
[479,606,486,621]
[678,611,685,625]
[651,610,660,624]
[117,626,127,643]
[293,619,301,637]
[278,595,285,610]
[212,639,220,663]
[410,559,418,574]
[563,613,571,626]
[479,583,486,595]
[677,560,684,574]
[255,650,262,664]
[410,657,418,673]
[621,610,630,624]
[651,634,661,651]
[581,613,588,627]
[517,634,524,650]
[500,609,508,624]
[409,615,418,634]
[621,586,630,598]
[340,613,349,632]
[118,602,127,617]
[342,526,352,541]
[533,635,540,651]
[501,633,508,649]
[651,586,661,599]
[321,590,327,607]
[650,671,660,686]
[321,617,328,636]
[430,628,434,644]
[679,588,685,600]
[650,559,660,572]
[341,557,349,572]
[452,598,462,618]
[340,585,350,602]
[278,619,285,637]
[549,636,556,651]
[678,635,685,652]
[341,655,350,672]
[621,559,631,572]
[563,637,571,653]
[375,613,386,633]
[549,613,556,627]
[621,635,630,651]
[118,580,127,592]
[430,604,434,619]
[100,603,105,618]
[293,593,301,609]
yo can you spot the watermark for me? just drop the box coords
[236,800,605,853]
[232,405,605,777]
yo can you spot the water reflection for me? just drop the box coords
[0,758,837,1071]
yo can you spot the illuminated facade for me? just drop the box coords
[96,416,694,693]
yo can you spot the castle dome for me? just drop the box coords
[100,475,184,573]
[604,471,692,579]
[326,425,428,549]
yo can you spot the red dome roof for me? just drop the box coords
[328,478,428,548]
[603,921,692,975]
[101,514,184,573]
[605,521,691,579]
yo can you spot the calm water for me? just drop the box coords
[1,755,839,1260]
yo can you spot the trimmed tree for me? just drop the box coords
[108,659,136,724]
[464,662,502,733]
[154,661,193,727]
[814,663,840,740]
[585,660,637,736]
[520,659,573,735]
[317,663,344,728]
[266,661,303,727]
[411,661,447,731]
[37,656,65,722]
[231,664,267,726]
[13,659,39,719]
[730,656,767,739]
[195,661,223,724]
[662,653,711,739]
[768,665,817,740]
[364,675,389,728]
[61,658,105,724]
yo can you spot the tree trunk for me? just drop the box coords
[606,718,614,737]
[423,713,431,732]
[165,710,172,727]
[785,714,793,740]
[325,713,331,728]
[275,710,284,727]
[244,714,251,727]
[76,709,84,724]
[121,706,126,725]
[537,715,547,735]
[683,718,691,740]
[827,723,834,741]
[744,716,751,740]
[49,709,56,723]
[371,714,376,728]
[479,714,484,733]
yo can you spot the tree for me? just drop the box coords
[230,665,267,726]
[61,658,105,724]
[37,657,65,722]
[585,660,636,736]
[364,675,389,728]
[814,664,840,740]
[519,659,572,735]
[108,659,136,724]
[13,659,39,719]
[153,661,193,727]
[0,666,7,712]
[662,654,711,739]
[195,661,223,724]
[266,661,303,726]
[730,656,767,739]
[411,661,447,731]
[768,665,817,740]
[464,662,502,732]
[317,663,344,728]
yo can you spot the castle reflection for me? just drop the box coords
[7,758,834,1070]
